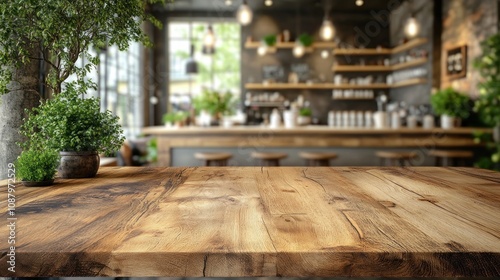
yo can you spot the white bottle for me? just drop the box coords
[270,109,281,128]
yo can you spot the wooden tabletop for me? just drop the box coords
[1,167,499,277]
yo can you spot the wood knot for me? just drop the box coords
[418,197,438,203]
[379,201,396,208]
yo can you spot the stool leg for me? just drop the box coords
[319,159,329,166]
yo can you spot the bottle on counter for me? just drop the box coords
[270,108,281,128]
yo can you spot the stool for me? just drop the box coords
[195,152,232,166]
[299,152,338,166]
[428,150,473,166]
[376,151,418,166]
[251,152,287,166]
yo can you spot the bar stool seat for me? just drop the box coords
[251,152,287,166]
[299,152,338,166]
[428,150,473,166]
[376,151,418,166]
[195,152,232,166]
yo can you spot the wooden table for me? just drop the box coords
[1,167,499,277]
[142,126,490,166]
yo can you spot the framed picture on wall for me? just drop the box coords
[446,45,467,80]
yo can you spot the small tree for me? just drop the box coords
[0,0,168,178]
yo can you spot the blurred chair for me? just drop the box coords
[299,152,338,166]
[376,151,418,166]
[428,150,473,166]
[195,152,232,166]
[251,152,288,166]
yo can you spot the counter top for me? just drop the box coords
[1,167,499,277]
[142,125,490,135]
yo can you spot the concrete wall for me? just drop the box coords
[441,0,499,97]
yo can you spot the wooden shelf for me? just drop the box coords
[333,65,391,72]
[334,48,391,55]
[244,41,336,49]
[392,38,428,54]
[333,38,428,56]
[392,78,427,88]
[244,78,427,90]
[245,102,285,107]
[333,57,428,72]
[391,57,428,71]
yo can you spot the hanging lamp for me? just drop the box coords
[203,24,216,54]
[236,0,253,25]
[185,44,198,74]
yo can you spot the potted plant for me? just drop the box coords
[262,34,277,47]
[298,107,312,125]
[293,33,313,58]
[192,89,236,126]
[20,81,125,178]
[430,87,470,129]
[0,1,164,178]
[163,111,189,127]
[15,149,59,187]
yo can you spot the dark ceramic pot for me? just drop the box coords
[58,151,99,179]
[22,179,55,187]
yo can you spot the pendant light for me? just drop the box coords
[404,16,420,38]
[319,19,335,41]
[185,44,198,74]
[355,0,364,6]
[236,0,253,26]
[203,24,216,54]
[404,1,420,39]
[319,3,335,41]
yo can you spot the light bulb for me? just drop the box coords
[320,19,335,41]
[293,43,305,58]
[404,17,420,38]
[225,0,232,6]
[321,50,329,59]
[265,0,273,6]
[257,46,267,56]
[204,28,215,47]
[236,1,253,26]
[355,0,364,6]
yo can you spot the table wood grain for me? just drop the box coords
[0,167,499,277]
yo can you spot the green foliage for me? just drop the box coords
[299,107,312,117]
[147,138,158,163]
[192,89,237,116]
[473,131,500,171]
[473,33,500,127]
[0,0,168,95]
[430,87,471,119]
[19,81,125,154]
[15,149,59,181]
[163,111,189,124]
[297,33,313,47]
[262,34,277,47]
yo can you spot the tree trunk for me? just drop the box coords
[0,50,40,180]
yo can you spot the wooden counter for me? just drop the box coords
[142,126,489,166]
[1,167,499,277]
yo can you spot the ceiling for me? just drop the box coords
[160,0,405,14]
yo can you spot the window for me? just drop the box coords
[167,20,241,113]
[66,42,144,139]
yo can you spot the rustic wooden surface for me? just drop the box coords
[0,167,499,277]
[142,126,489,166]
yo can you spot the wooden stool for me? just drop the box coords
[376,151,418,166]
[428,150,473,166]
[195,152,232,166]
[251,152,287,166]
[299,152,338,166]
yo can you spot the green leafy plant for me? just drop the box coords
[262,34,277,47]
[147,138,158,164]
[473,33,500,127]
[297,33,313,47]
[430,87,471,119]
[473,131,500,171]
[19,81,125,155]
[299,107,312,117]
[163,111,189,124]
[192,89,237,116]
[15,149,59,182]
